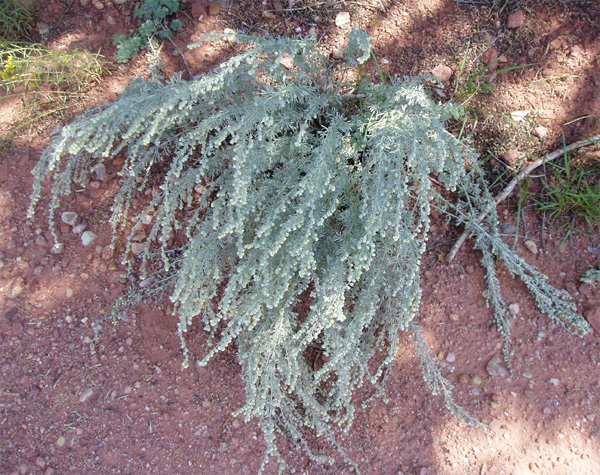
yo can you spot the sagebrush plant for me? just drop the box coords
[113,0,182,63]
[29,31,590,473]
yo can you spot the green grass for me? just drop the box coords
[536,139,600,250]
[1,43,106,96]
[0,0,33,41]
[1,42,108,134]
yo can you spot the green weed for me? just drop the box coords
[113,0,182,63]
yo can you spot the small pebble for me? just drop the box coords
[72,223,87,234]
[502,149,521,167]
[586,414,596,422]
[445,352,456,363]
[335,11,350,27]
[61,212,79,226]
[486,354,509,378]
[81,231,98,246]
[510,110,530,122]
[130,242,147,256]
[508,303,520,316]
[524,240,538,254]
[79,388,94,403]
[534,125,548,139]
[56,436,66,447]
[431,64,452,83]
[524,389,535,399]
[507,9,525,29]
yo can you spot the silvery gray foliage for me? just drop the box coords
[29,30,589,473]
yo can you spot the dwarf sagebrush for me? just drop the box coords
[29,31,589,473]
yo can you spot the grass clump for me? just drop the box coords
[0,43,107,134]
[113,0,182,63]
[28,31,590,473]
[1,43,105,96]
[536,145,600,248]
[0,0,33,41]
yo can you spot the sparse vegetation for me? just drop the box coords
[113,0,182,63]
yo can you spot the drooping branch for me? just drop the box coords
[447,133,600,262]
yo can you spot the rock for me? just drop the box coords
[502,149,521,167]
[534,125,548,139]
[583,305,600,334]
[55,436,66,447]
[35,235,48,247]
[79,388,94,403]
[483,47,499,71]
[335,12,351,28]
[113,0,128,4]
[95,163,107,181]
[548,378,559,386]
[106,15,116,25]
[139,276,154,288]
[131,232,146,242]
[507,9,525,29]
[332,48,344,60]
[61,212,79,226]
[72,223,87,234]
[524,240,538,254]
[500,223,517,235]
[35,457,46,468]
[36,22,50,36]
[51,243,64,254]
[586,414,596,423]
[130,242,147,256]
[262,11,276,21]
[279,53,294,70]
[510,110,530,122]
[431,64,453,83]
[508,303,520,315]
[66,288,74,298]
[524,389,535,399]
[446,352,456,363]
[81,231,98,246]
[486,354,509,378]
[6,278,25,298]
[208,1,221,15]
[308,26,317,36]
[101,246,114,260]
[93,1,104,10]
[80,0,90,6]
